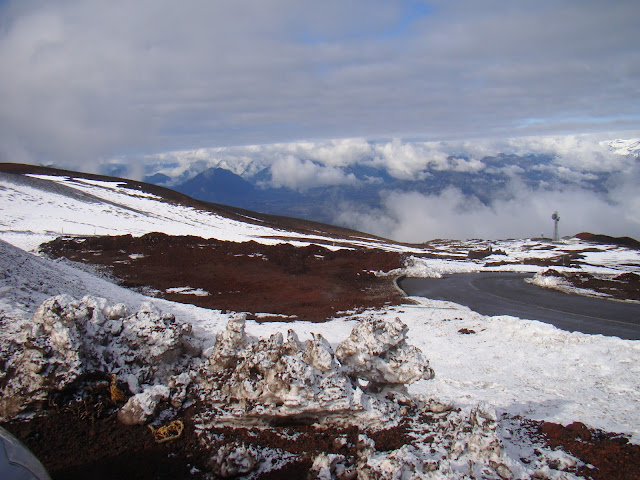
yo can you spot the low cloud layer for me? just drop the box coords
[269,155,357,191]
[335,184,640,242]
[144,133,639,185]
[1,1,639,169]
[141,134,640,241]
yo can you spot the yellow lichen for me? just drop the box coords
[109,374,127,403]
[148,420,185,443]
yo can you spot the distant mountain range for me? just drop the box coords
[139,152,616,224]
[89,137,640,232]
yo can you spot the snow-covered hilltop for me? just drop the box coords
[605,138,640,157]
[1,164,640,478]
[0,167,395,252]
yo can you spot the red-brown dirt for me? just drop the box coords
[540,421,640,480]
[4,381,640,479]
[39,232,407,322]
[1,374,405,479]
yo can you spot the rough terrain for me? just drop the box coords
[1,164,640,479]
[0,235,637,479]
[39,232,406,323]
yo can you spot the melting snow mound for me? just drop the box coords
[0,294,201,421]
[198,314,434,427]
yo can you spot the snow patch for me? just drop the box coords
[165,286,210,296]
[527,271,611,298]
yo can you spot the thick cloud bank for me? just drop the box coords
[143,134,639,182]
[143,134,640,241]
[336,184,640,242]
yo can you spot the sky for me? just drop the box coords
[1,0,639,241]
[1,0,639,168]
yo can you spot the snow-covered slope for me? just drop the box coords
[0,169,397,252]
[1,164,640,477]
[0,172,315,251]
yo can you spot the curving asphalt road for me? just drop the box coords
[398,272,640,340]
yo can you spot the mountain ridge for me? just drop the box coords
[0,162,399,247]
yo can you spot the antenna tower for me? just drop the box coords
[551,211,560,241]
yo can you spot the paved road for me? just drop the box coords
[398,272,640,340]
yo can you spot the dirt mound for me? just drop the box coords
[575,232,640,250]
[541,421,640,480]
[40,233,406,322]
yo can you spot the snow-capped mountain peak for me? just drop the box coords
[604,138,640,156]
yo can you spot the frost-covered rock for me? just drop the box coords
[358,444,428,480]
[336,316,435,386]
[207,313,254,371]
[310,453,355,480]
[355,405,519,480]
[168,372,193,408]
[0,294,201,421]
[198,314,434,426]
[202,319,356,421]
[117,385,170,425]
[209,443,258,478]
[0,295,85,419]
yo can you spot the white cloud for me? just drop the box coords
[1,1,639,169]
[370,140,448,179]
[277,138,373,168]
[335,181,640,242]
[125,132,640,201]
[503,134,635,172]
[269,155,357,191]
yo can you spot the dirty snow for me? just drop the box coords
[527,272,614,299]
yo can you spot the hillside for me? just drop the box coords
[1,164,640,479]
[0,162,395,248]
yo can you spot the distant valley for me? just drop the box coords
[137,153,609,225]
[96,137,640,240]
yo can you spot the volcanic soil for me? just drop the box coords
[39,232,407,322]
[5,375,640,479]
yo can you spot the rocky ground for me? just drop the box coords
[6,381,639,480]
[2,234,640,479]
[39,233,406,323]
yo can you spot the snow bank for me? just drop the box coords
[336,316,434,386]
[0,295,201,420]
[388,300,640,443]
[356,404,518,480]
[527,270,613,299]
[0,294,614,478]
[198,314,433,426]
[196,316,584,479]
